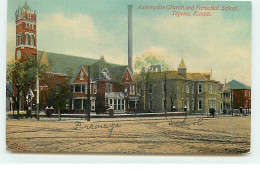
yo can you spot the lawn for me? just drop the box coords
[6,116,250,154]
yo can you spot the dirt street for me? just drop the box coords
[6,116,250,154]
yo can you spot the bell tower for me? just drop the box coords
[15,0,37,60]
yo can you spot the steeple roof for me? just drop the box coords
[39,50,49,66]
[23,0,31,11]
[178,58,187,69]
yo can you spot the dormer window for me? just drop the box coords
[126,72,129,80]
[102,68,111,80]
[80,71,83,80]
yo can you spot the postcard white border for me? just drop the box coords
[0,0,259,164]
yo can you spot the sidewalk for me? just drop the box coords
[8,113,250,122]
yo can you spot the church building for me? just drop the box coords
[12,1,138,115]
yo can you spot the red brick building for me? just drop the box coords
[70,56,138,114]
[15,1,37,60]
[12,1,37,111]
[227,80,251,110]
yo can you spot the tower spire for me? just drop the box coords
[178,58,187,78]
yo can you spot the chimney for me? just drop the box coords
[128,5,133,71]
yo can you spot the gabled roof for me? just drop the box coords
[38,50,129,83]
[178,58,187,69]
[84,57,121,81]
[111,65,128,82]
[38,50,97,75]
[227,80,251,89]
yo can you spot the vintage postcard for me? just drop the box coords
[6,0,251,154]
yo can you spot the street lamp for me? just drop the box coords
[124,88,128,113]
[183,106,187,116]
[172,105,176,112]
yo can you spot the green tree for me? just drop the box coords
[6,58,50,117]
[42,73,72,120]
[134,50,170,73]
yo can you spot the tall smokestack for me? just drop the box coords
[128,5,133,71]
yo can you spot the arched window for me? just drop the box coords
[25,34,29,45]
[19,35,23,45]
[80,71,84,80]
[30,34,35,46]
[16,35,19,46]
[19,11,23,19]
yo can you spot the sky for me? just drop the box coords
[7,0,252,85]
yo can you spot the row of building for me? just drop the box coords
[7,2,251,115]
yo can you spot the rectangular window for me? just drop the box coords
[191,83,194,94]
[198,99,202,110]
[82,85,85,93]
[118,99,121,110]
[122,99,125,110]
[186,82,189,93]
[74,84,81,92]
[114,99,117,110]
[213,84,216,93]
[93,83,97,94]
[110,99,113,107]
[106,83,113,93]
[130,85,133,95]
[208,84,210,93]
[181,98,184,108]
[132,85,135,95]
[208,99,212,109]
[181,82,184,93]
[74,99,82,110]
[245,90,248,97]
[148,84,153,94]
[149,98,153,110]
[162,82,166,93]
[191,99,194,110]
[198,83,203,94]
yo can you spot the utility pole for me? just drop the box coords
[164,73,167,115]
[87,66,91,121]
[36,63,40,121]
[231,88,233,116]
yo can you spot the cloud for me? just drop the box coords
[6,13,129,65]
[132,12,251,85]
[37,13,116,58]
[6,10,251,85]
[6,22,16,61]
[38,13,105,41]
